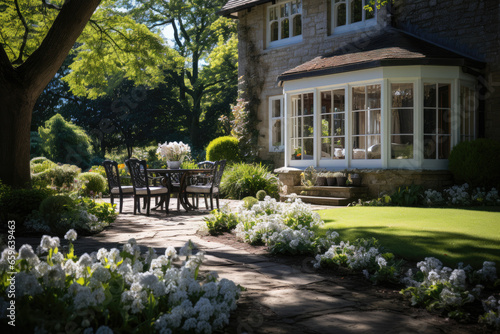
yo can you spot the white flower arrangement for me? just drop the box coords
[156,141,191,162]
[0,232,241,333]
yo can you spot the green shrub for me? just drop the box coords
[256,190,267,201]
[30,157,56,173]
[204,207,239,235]
[0,184,53,223]
[449,138,500,188]
[390,185,423,206]
[206,136,241,163]
[242,196,259,210]
[45,164,81,190]
[77,172,107,196]
[220,163,281,199]
[39,195,75,229]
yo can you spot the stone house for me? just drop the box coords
[219,0,500,197]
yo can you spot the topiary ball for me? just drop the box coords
[242,196,259,210]
[256,190,267,201]
[77,172,107,196]
[448,138,500,188]
[206,136,241,163]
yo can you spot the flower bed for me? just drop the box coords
[0,231,240,333]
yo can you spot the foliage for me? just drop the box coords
[30,157,57,174]
[301,166,317,187]
[38,114,93,169]
[390,185,423,206]
[206,136,241,163]
[256,190,267,201]
[423,184,500,207]
[0,234,241,333]
[77,172,108,197]
[0,184,53,224]
[39,195,75,230]
[204,206,239,236]
[242,196,259,210]
[33,164,81,192]
[449,139,500,189]
[220,163,281,200]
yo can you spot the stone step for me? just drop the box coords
[282,194,351,206]
[293,186,368,199]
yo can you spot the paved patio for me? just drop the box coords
[18,197,485,333]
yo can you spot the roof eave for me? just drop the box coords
[278,57,485,84]
[218,0,273,18]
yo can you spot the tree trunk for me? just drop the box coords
[0,0,101,188]
[0,84,36,188]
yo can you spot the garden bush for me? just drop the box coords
[206,136,241,163]
[204,206,239,235]
[256,190,267,201]
[390,185,424,206]
[449,138,500,188]
[242,196,258,210]
[30,156,56,173]
[39,195,75,227]
[0,183,53,224]
[77,172,107,196]
[220,163,281,200]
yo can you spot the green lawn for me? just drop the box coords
[318,207,500,268]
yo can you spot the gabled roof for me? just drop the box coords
[219,0,272,17]
[278,28,484,83]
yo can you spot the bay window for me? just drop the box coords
[290,93,314,160]
[391,83,414,159]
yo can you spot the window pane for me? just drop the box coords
[438,84,451,108]
[336,3,346,26]
[296,0,302,13]
[424,84,436,107]
[271,119,282,147]
[424,135,436,159]
[333,113,345,135]
[392,109,413,134]
[352,86,365,110]
[438,109,451,134]
[303,138,314,159]
[303,93,313,115]
[391,135,414,159]
[281,18,289,39]
[321,137,332,159]
[352,111,365,135]
[333,89,345,111]
[293,15,302,36]
[321,91,332,114]
[270,7,277,20]
[392,83,413,107]
[333,137,345,159]
[303,116,314,137]
[352,136,366,159]
[367,85,381,109]
[292,139,302,160]
[272,99,281,118]
[321,115,332,137]
[424,109,436,134]
[351,0,362,23]
[438,136,451,159]
[271,22,279,41]
[368,109,381,134]
[291,1,297,14]
[367,135,381,159]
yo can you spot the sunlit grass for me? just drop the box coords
[318,206,500,268]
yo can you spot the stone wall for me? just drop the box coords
[391,0,500,141]
[275,167,454,198]
[236,1,389,167]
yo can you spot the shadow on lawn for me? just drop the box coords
[320,223,500,268]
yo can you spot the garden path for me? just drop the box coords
[17,198,487,334]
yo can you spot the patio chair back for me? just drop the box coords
[126,158,149,189]
[197,160,215,169]
[212,160,226,190]
[103,160,121,190]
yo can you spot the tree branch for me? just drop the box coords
[13,0,29,65]
[148,20,172,30]
[42,0,62,11]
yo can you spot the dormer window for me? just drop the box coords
[267,0,302,48]
[332,0,377,34]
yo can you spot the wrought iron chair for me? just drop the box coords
[186,160,226,210]
[102,160,133,213]
[126,158,169,215]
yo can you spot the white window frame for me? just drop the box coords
[269,95,284,152]
[287,90,316,167]
[267,0,303,49]
[318,87,347,165]
[331,0,377,35]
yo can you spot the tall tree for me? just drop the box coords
[120,0,238,148]
[0,0,169,187]
[0,0,101,188]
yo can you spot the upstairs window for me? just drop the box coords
[332,0,376,34]
[268,0,302,47]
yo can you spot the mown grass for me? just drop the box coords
[318,206,500,268]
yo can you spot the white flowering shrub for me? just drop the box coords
[0,230,240,333]
[423,184,500,207]
[479,294,500,329]
[231,196,336,255]
[400,257,498,320]
[313,237,403,284]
